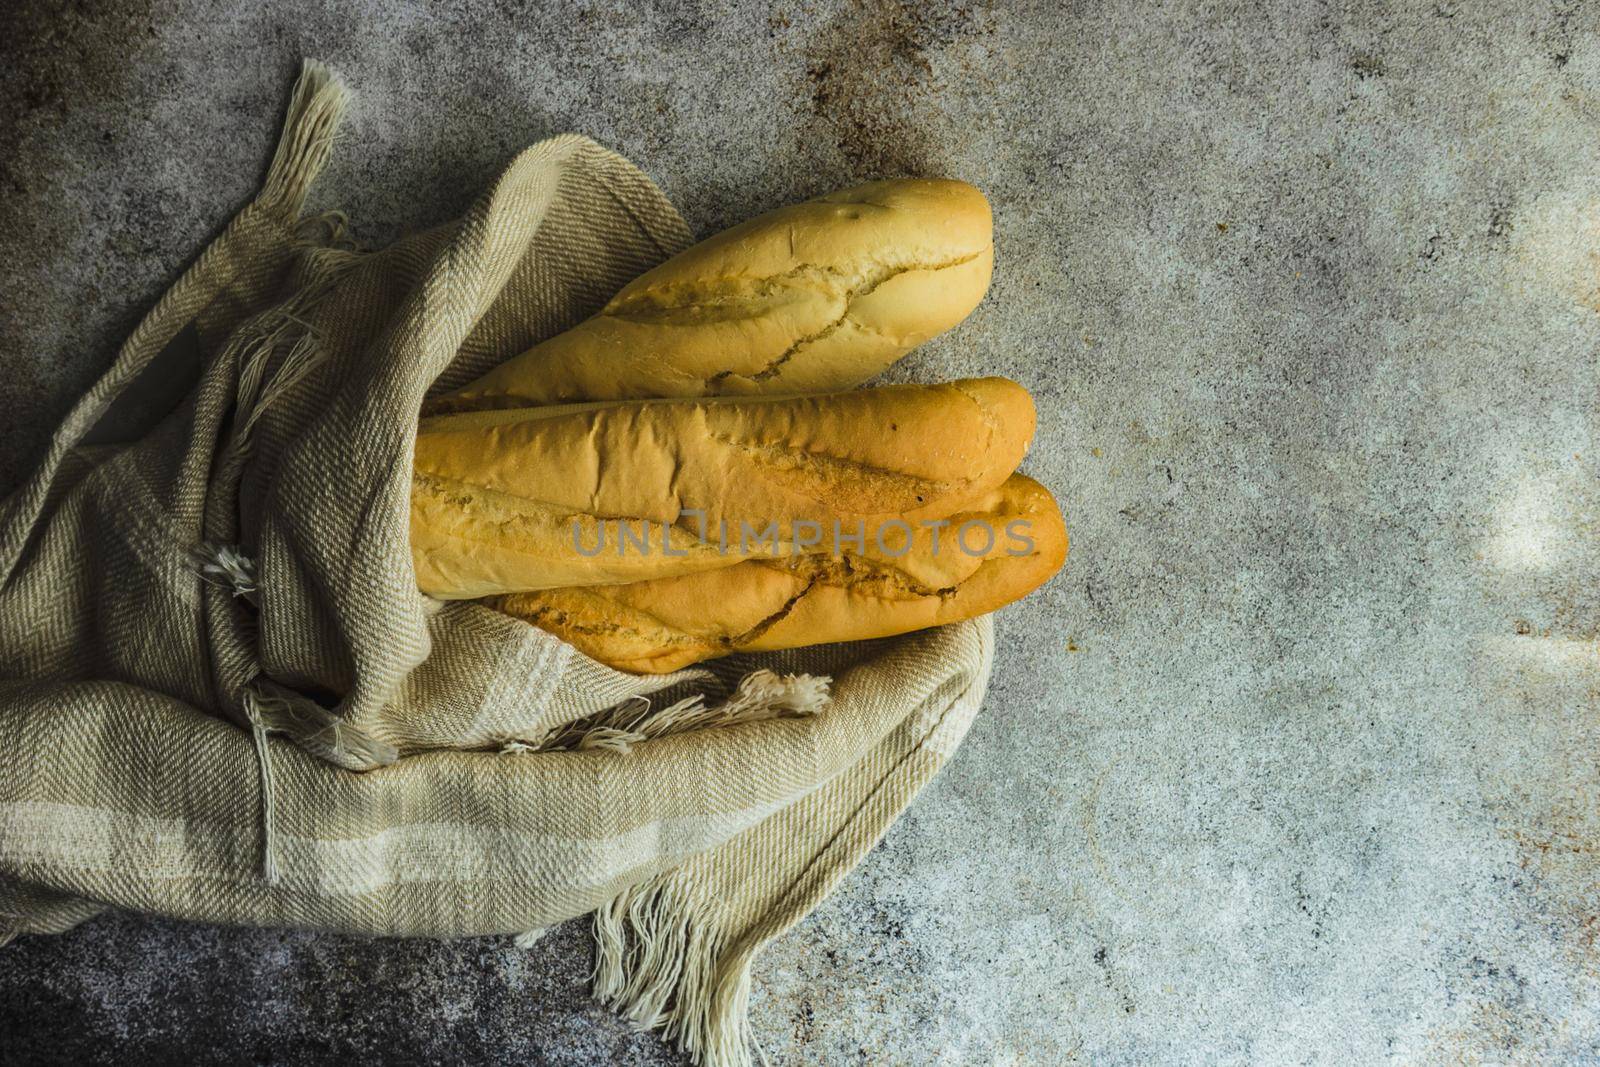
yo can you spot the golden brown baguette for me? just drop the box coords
[428,178,993,412]
[491,474,1066,673]
[412,378,1035,599]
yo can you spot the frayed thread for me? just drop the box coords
[219,63,356,469]
[251,679,399,771]
[258,59,350,220]
[526,669,829,755]
[221,242,354,467]
[296,209,358,251]
[593,870,762,1067]
[192,542,258,603]
[236,679,400,886]
[186,542,398,769]
[240,691,282,885]
[229,303,330,456]
[583,673,834,1064]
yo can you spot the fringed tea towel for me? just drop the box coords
[0,61,994,1065]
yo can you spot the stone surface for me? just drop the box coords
[3,1,1598,1063]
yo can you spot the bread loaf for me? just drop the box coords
[428,179,993,412]
[411,378,1035,599]
[491,474,1067,673]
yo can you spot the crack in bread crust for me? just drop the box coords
[744,253,985,384]
[427,250,988,414]
[504,601,704,650]
[728,574,822,645]
[600,252,984,323]
[757,555,963,601]
[698,431,964,512]
[411,471,759,564]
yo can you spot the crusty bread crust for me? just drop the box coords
[429,178,993,411]
[411,378,1035,599]
[491,474,1067,673]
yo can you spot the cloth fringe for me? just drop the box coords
[221,229,358,469]
[258,59,350,220]
[577,672,829,1062]
[537,668,833,1062]
[228,291,334,459]
[251,679,399,770]
[529,670,830,755]
[593,870,762,1067]
[191,542,259,604]
[297,208,358,251]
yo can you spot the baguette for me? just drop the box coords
[491,474,1067,673]
[411,378,1035,599]
[428,178,993,412]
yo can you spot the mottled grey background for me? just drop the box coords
[2,0,1598,1063]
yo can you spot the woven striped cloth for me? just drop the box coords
[0,62,993,1065]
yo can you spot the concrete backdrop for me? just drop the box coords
[1,1,1597,1063]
